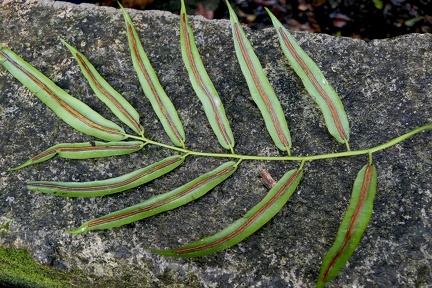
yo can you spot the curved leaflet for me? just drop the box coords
[225,1,292,153]
[153,168,303,257]
[68,161,238,233]
[120,5,185,147]
[27,155,185,197]
[9,141,145,171]
[266,9,350,147]
[317,163,377,287]
[0,46,126,141]
[180,0,235,152]
[61,40,144,136]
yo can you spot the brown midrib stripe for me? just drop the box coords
[0,51,123,136]
[321,165,373,281]
[234,24,289,148]
[181,14,232,147]
[174,171,300,254]
[88,165,235,227]
[32,144,142,161]
[31,149,57,162]
[127,25,183,143]
[76,53,142,134]
[29,157,181,192]
[279,28,347,141]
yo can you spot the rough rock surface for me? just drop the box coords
[0,0,431,287]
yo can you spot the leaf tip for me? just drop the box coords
[149,247,185,257]
[66,225,88,235]
[7,165,22,171]
[60,38,72,49]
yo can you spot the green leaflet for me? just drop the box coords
[317,164,377,287]
[120,5,186,148]
[26,155,185,197]
[68,161,238,233]
[0,46,126,141]
[180,0,235,152]
[153,168,303,257]
[9,141,145,171]
[225,1,292,153]
[266,9,350,147]
[61,40,144,136]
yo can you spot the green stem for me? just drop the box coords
[125,125,431,162]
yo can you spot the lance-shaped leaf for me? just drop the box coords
[225,1,292,153]
[153,168,303,257]
[180,0,235,152]
[0,46,126,141]
[9,141,145,171]
[317,163,377,287]
[61,40,144,136]
[68,161,238,234]
[266,9,350,147]
[26,155,185,197]
[120,5,185,148]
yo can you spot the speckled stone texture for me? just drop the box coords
[0,0,431,287]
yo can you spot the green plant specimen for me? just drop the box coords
[0,1,430,286]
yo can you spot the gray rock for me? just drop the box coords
[0,0,430,287]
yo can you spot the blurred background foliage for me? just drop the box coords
[64,0,431,41]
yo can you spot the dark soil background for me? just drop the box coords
[64,0,431,41]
